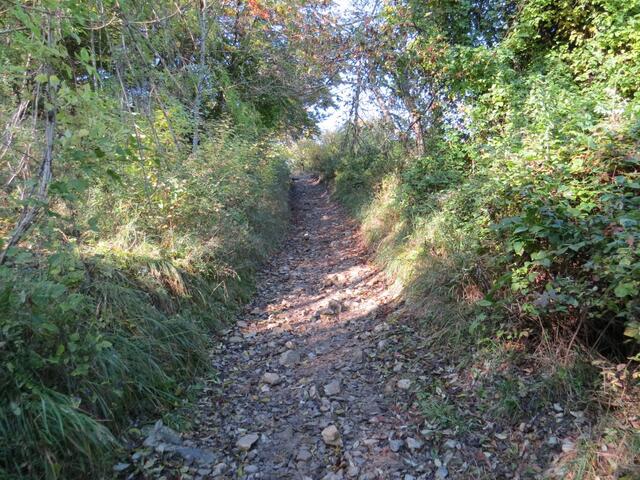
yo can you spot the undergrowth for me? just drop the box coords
[0,127,290,479]
[0,0,338,474]
[310,128,639,477]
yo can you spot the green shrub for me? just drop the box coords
[0,125,290,479]
[315,0,640,359]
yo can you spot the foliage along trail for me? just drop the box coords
[2,1,639,478]
[0,2,336,477]
[129,176,593,479]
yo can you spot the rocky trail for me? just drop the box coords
[125,175,590,480]
[189,175,417,479]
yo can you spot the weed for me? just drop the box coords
[0,127,290,478]
[417,383,468,434]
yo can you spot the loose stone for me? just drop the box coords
[297,448,312,461]
[397,378,412,390]
[279,349,300,366]
[236,433,259,451]
[322,425,341,446]
[444,439,458,449]
[436,466,449,479]
[261,372,281,385]
[212,463,227,476]
[406,437,423,450]
[389,439,403,452]
[324,379,341,396]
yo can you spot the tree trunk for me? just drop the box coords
[0,72,57,264]
[192,0,209,153]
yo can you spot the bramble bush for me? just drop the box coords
[301,1,640,476]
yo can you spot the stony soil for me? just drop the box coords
[122,175,595,480]
[191,174,414,479]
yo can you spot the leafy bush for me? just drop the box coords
[313,0,640,359]
[298,1,640,476]
[0,0,337,475]
[289,132,343,179]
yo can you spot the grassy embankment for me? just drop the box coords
[0,125,291,478]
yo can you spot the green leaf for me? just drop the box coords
[87,216,99,232]
[10,402,22,417]
[40,322,60,334]
[105,169,122,183]
[79,48,90,62]
[567,241,586,252]
[512,241,525,256]
[614,281,637,298]
[71,364,89,377]
[96,340,113,351]
[623,321,640,341]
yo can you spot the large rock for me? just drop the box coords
[279,349,300,366]
[321,425,341,446]
[236,433,259,451]
[143,420,182,448]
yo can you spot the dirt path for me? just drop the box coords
[128,176,607,480]
[176,175,426,479]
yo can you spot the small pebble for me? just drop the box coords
[397,379,412,390]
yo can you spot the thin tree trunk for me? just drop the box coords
[192,0,209,153]
[372,86,394,128]
[0,100,29,163]
[393,71,426,156]
[402,95,425,156]
[0,19,57,264]
[90,29,100,90]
